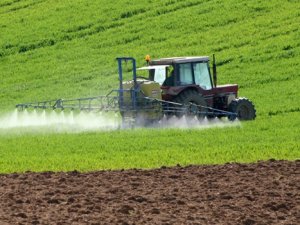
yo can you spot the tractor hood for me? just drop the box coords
[214,84,238,95]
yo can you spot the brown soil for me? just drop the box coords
[0,160,299,225]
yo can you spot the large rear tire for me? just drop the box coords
[228,98,256,120]
[173,90,207,120]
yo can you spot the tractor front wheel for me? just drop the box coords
[228,98,256,120]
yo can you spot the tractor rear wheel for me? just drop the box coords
[174,90,207,120]
[228,98,256,120]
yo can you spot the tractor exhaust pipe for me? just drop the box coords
[213,54,217,87]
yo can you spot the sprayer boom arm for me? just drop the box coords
[16,93,237,119]
[16,95,120,112]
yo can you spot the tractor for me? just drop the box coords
[16,55,256,127]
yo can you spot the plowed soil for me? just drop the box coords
[0,160,299,225]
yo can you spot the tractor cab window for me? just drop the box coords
[193,62,212,90]
[162,66,175,86]
[179,63,193,85]
[137,65,168,85]
[153,67,166,85]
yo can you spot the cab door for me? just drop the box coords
[192,62,213,90]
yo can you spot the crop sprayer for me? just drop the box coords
[16,55,256,127]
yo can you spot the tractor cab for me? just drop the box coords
[149,56,212,88]
[137,56,213,90]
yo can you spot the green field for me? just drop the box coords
[0,0,299,173]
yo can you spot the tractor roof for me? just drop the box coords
[150,56,209,65]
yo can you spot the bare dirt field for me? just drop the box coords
[0,160,299,225]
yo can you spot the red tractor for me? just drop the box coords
[136,55,256,121]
